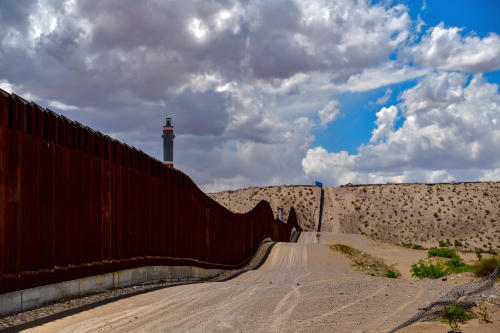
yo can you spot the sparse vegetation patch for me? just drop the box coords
[329,244,400,278]
[472,256,500,277]
[401,242,426,250]
[427,247,459,259]
[411,260,448,279]
[441,304,473,332]
[411,249,471,279]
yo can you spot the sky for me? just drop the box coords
[1,0,500,191]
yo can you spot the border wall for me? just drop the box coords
[0,89,301,294]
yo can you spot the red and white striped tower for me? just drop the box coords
[162,117,174,167]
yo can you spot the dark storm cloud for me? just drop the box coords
[0,0,36,32]
[1,0,410,104]
[246,0,312,78]
[167,89,231,136]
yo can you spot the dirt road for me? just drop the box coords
[18,233,494,332]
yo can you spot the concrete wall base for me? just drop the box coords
[0,266,225,315]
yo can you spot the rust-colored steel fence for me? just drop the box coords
[0,90,301,294]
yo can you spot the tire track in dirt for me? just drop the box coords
[296,285,388,330]
[56,283,217,333]
[269,245,310,332]
[367,286,425,332]
[269,285,302,332]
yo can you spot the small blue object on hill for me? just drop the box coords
[314,181,322,188]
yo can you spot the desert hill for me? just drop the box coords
[208,185,321,231]
[208,182,499,251]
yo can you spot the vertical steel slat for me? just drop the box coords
[123,157,130,260]
[24,103,33,136]
[145,167,150,259]
[181,173,186,259]
[93,155,102,264]
[71,145,83,266]
[37,136,52,271]
[31,103,42,138]
[0,89,8,127]
[0,127,12,274]
[6,95,16,130]
[163,165,169,258]
[19,133,37,272]
[2,121,19,279]
[53,145,64,268]
[110,156,117,262]
[102,158,111,263]
[13,95,25,132]
[80,152,91,265]
[173,171,179,258]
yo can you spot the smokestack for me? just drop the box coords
[162,117,174,167]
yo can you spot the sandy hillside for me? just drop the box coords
[208,185,321,231]
[208,182,500,251]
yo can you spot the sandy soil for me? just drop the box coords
[18,232,499,333]
[209,182,500,251]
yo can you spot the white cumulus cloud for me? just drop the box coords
[412,23,500,73]
[318,100,340,127]
[370,105,398,143]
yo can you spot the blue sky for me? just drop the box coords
[408,0,500,37]
[1,0,500,190]
[312,79,419,154]
[313,0,500,155]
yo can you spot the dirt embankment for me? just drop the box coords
[209,182,500,251]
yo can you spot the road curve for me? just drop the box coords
[23,233,446,333]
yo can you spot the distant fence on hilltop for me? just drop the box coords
[0,89,301,294]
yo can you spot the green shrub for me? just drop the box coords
[411,260,448,279]
[475,304,491,323]
[412,244,426,250]
[475,248,483,260]
[445,257,471,273]
[439,240,449,247]
[386,270,397,278]
[485,247,498,255]
[401,242,427,250]
[454,239,463,247]
[472,256,500,277]
[441,304,473,331]
[428,247,459,259]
